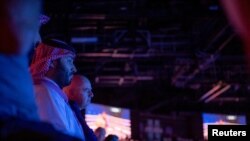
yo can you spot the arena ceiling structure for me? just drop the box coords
[41,0,249,115]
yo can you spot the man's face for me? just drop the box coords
[57,56,77,87]
[74,79,94,109]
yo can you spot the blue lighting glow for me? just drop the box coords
[71,37,98,43]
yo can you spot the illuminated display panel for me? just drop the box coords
[86,103,131,139]
[202,113,246,140]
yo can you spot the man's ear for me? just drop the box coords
[68,89,78,101]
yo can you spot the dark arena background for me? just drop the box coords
[41,0,250,140]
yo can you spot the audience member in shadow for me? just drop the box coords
[94,127,107,141]
[104,134,119,141]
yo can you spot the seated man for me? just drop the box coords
[64,75,98,141]
[30,39,85,140]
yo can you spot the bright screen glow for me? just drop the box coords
[202,113,246,140]
[86,103,131,140]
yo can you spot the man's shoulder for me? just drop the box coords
[34,77,61,91]
[33,78,67,103]
[33,78,55,91]
[34,80,52,95]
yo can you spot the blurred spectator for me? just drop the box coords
[104,134,119,141]
[0,0,81,140]
[0,0,41,121]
